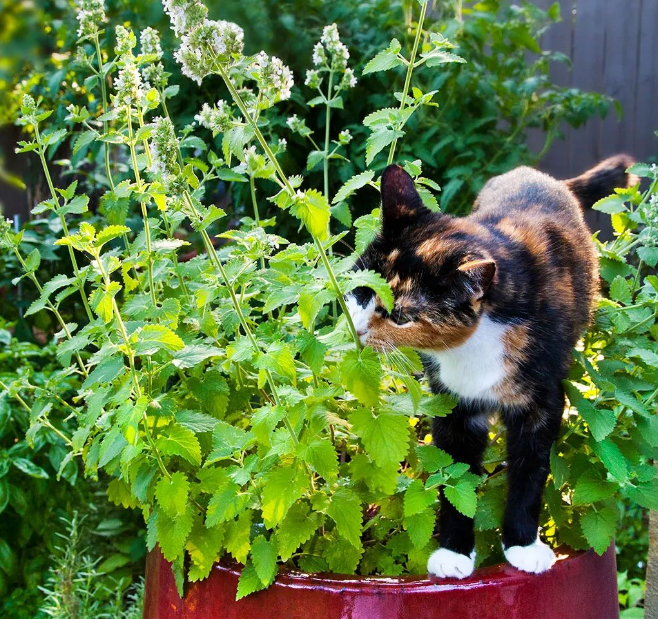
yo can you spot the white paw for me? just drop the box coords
[427,548,476,579]
[504,538,555,574]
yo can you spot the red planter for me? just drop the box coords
[144,546,619,619]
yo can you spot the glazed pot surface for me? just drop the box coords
[143,546,619,619]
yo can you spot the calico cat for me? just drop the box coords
[346,156,635,578]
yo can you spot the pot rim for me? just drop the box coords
[212,545,590,593]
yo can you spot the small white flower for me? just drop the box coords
[338,129,352,145]
[278,138,287,149]
[115,25,136,56]
[340,67,357,89]
[113,62,144,107]
[304,69,322,89]
[250,52,294,107]
[142,62,166,89]
[140,27,163,59]
[195,100,234,134]
[162,0,208,37]
[151,116,180,177]
[76,0,106,38]
[174,20,244,84]
[312,42,326,67]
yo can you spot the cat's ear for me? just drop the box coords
[458,258,496,300]
[380,165,429,229]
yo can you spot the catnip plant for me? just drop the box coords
[2,0,658,601]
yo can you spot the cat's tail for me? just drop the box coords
[565,154,638,209]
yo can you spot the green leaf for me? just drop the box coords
[342,269,393,312]
[172,345,223,369]
[251,535,278,586]
[290,189,330,241]
[326,488,362,547]
[592,195,627,214]
[156,425,202,466]
[591,438,629,482]
[225,510,253,563]
[572,470,618,506]
[73,130,98,154]
[323,536,363,574]
[306,150,326,171]
[332,170,375,204]
[349,407,410,467]
[404,479,437,516]
[24,248,41,272]
[416,445,453,472]
[155,472,190,517]
[134,325,185,355]
[444,478,478,518]
[208,421,255,462]
[298,288,337,329]
[261,466,308,528]
[580,505,617,555]
[365,128,404,166]
[354,210,380,254]
[625,479,658,510]
[363,39,403,74]
[206,480,246,526]
[89,281,121,324]
[236,560,267,600]
[255,341,297,382]
[186,520,225,582]
[94,224,131,248]
[156,506,194,562]
[12,458,49,479]
[276,502,321,561]
[405,509,435,549]
[609,275,632,304]
[340,348,382,407]
[298,438,338,480]
[638,246,658,268]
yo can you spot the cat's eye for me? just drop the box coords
[390,308,411,326]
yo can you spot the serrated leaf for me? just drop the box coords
[156,505,194,562]
[155,471,189,517]
[572,470,618,505]
[363,39,404,74]
[156,425,201,466]
[444,478,478,518]
[349,406,409,467]
[208,421,255,462]
[290,189,330,241]
[298,287,337,329]
[580,505,616,555]
[332,170,375,204]
[251,535,278,586]
[591,438,628,482]
[340,348,382,407]
[73,130,98,154]
[236,560,266,600]
[276,502,321,561]
[342,269,393,312]
[261,466,308,528]
[186,520,224,582]
[365,128,404,166]
[416,445,453,472]
[298,438,338,480]
[135,325,185,355]
[326,488,362,547]
[405,509,435,549]
[404,479,437,516]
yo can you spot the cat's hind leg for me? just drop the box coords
[501,392,562,574]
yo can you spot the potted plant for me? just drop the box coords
[3,0,658,615]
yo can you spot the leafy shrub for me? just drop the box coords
[1,0,655,603]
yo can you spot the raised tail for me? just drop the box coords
[565,154,638,209]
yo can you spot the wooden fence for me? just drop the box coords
[532,0,658,179]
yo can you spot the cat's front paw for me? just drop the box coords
[504,538,555,574]
[427,548,475,579]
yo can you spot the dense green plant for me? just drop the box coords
[2,0,655,603]
[618,570,646,618]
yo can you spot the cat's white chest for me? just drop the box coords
[425,315,508,403]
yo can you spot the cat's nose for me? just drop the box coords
[357,329,367,337]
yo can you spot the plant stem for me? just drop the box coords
[249,176,266,271]
[214,62,361,348]
[126,106,158,307]
[93,249,171,480]
[323,69,334,203]
[6,236,88,376]
[387,0,428,165]
[33,125,94,322]
[93,35,115,193]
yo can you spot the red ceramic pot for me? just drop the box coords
[144,546,619,619]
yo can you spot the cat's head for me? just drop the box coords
[347,165,496,351]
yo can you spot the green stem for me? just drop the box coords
[93,34,115,193]
[214,62,361,348]
[249,176,266,271]
[323,69,334,203]
[33,125,94,322]
[7,237,88,376]
[126,106,158,307]
[93,248,171,480]
[387,0,428,165]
